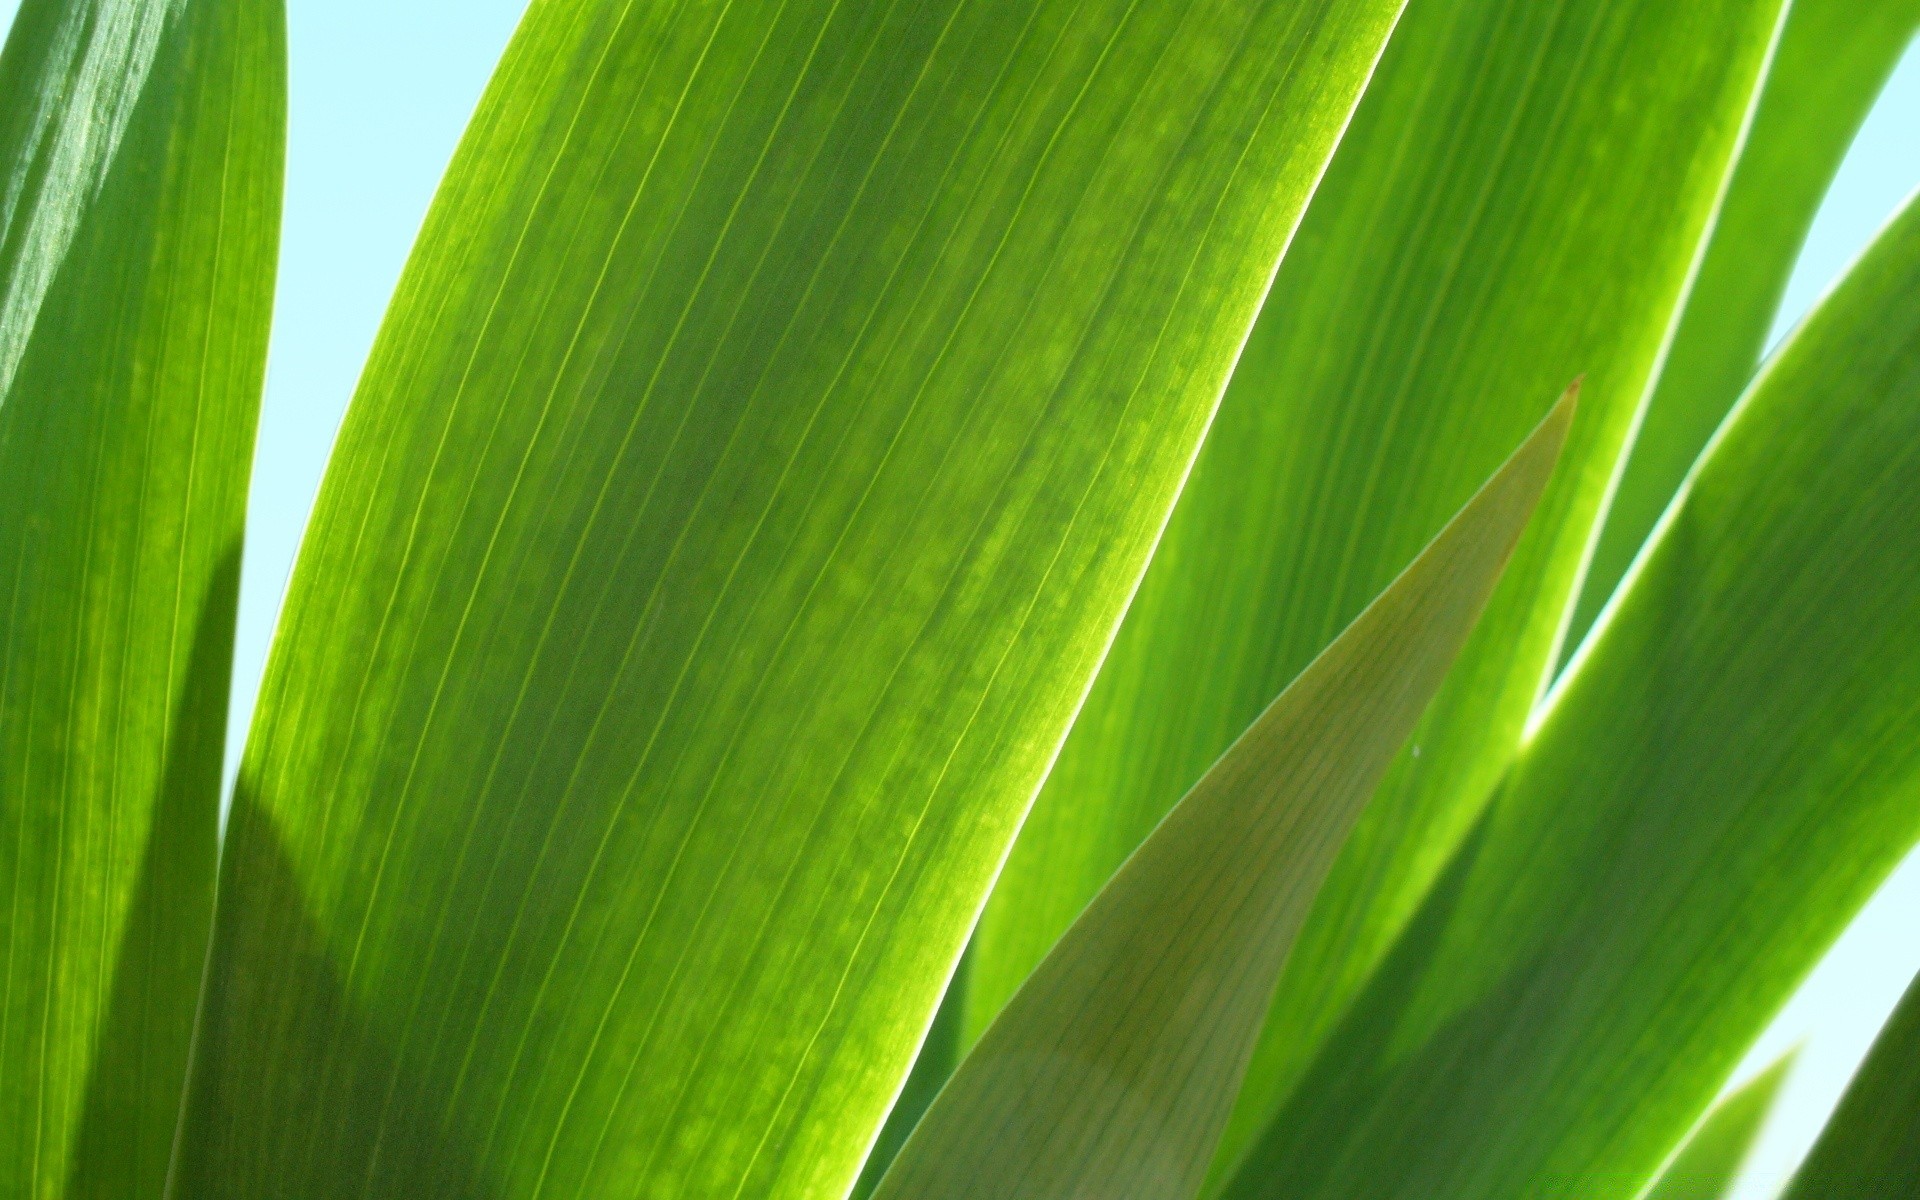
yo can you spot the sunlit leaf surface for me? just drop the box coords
[1645,1056,1792,1200]
[169,2,1405,1198]
[872,398,1569,1200]
[1221,192,1920,1200]
[1568,0,1920,651]
[0,2,282,1198]
[968,4,1791,1188]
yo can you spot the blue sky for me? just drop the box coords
[1,2,1915,1194]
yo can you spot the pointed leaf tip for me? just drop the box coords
[871,392,1572,1200]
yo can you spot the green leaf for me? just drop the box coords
[849,947,973,1200]
[1785,973,1920,1198]
[1567,0,1920,655]
[169,3,1405,1198]
[1219,191,1920,1199]
[0,1,282,1197]
[1645,1056,1793,1200]
[871,396,1570,1200]
[967,0,1791,1180]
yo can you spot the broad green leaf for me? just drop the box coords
[1646,1056,1793,1200]
[872,397,1570,1200]
[1784,973,1920,1198]
[0,1,281,1198]
[1220,190,1920,1200]
[1568,0,1920,654]
[850,947,972,1200]
[169,2,1406,1198]
[967,0,1790,1180]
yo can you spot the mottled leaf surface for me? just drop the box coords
[170,2,1404,1198]
[871,399,1568,1200]
[0,1,282,1198]
[968,3,1791,1188]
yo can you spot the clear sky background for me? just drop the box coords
[0,1,1914,1194]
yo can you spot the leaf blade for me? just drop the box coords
[1645,1056,1793,1200]
[0,0,283,1197]
[1567,0,1920,653]
[170,3,1406,1198]
[872,395,1571,1200]
[1223,189,1920,1200]
[967,0,1793,1182]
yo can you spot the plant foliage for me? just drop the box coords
[0,0,1916,1198]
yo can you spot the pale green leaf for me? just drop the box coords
[1645,1056,1793,1200]
[1784,973,1920,1199]
[871,396,1570,1200]
[1568,0,1920,654]
[1220,191,1920,1199]
[967,2,1791,1186]
[168,3,1405,1198]
[0,1,283,1198]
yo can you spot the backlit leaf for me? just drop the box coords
[0,1,282,1197]
[967,4,1792,1189]
[1221,190,1920,1200]
[871,396,1569,1200]
[167,3,1405,1198]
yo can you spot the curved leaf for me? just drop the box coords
[0,0,283,1197]
[1222,190,1920,1200]
[1569,0,1920,652]
[170,2,1406,1198]
[967,0,1791,1184]
[872,396,1569,1200]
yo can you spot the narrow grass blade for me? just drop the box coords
[0,1,283,1197]
[968,1,1791,1184]
[169,3,1406,1198]
[1646,1056,1793,1200]
[873,395,1570,1200]
[1568,0,1920,653]
[1221,191,1920,1199]
[1784,973,1920,1199]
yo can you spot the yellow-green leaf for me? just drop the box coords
[967,2,1791,1187]
[1568,0,1920,653]
[168,3,1405,1198]
[1646,1056,1793,1200]
[1221,190,1920,1200]
[871,395,1570,1200]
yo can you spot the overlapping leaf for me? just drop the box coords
[168,2,1406,1198]
[1220,191,1920,1200]
[1784,972,1920,1198]
[967,2,1791,1185]
[1645,1057,1792,1200]
[1569,0,1920,650]
[871,398,1569,1200]
[0,1,283,1197]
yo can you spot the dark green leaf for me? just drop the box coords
[1785,972,1920,1199]
[0,1,283,1197]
